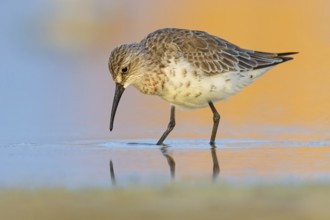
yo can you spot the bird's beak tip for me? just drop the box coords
[110,83,125,133]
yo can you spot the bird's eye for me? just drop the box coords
[121,67,128,73]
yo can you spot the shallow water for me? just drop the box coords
[1,139,330,188]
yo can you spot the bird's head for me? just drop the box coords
[108,43,143,132]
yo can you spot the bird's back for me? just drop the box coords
[140,28,297,76]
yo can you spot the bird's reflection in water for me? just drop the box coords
[160,145,220,181]
[109,160,116,186]
[210,144,220,181]
[160,146,176,179]
[108,143,220,186]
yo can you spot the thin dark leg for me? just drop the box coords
[157,106,176,145]
[208,102,220,145]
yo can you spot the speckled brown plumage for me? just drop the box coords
[140,28,296,75]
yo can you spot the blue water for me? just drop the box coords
[1,139,330,188]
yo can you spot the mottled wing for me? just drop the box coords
[141,28,295,75]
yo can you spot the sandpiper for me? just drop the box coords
[108,28,297,145]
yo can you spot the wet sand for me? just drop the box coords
[1,184,330,220]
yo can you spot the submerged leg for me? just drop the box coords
[157,106,176,145]
[208,102,220,145]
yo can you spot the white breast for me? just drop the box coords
[160,58,273,109]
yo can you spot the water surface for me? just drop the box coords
[1,139,330,188]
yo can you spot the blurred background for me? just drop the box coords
[0,0,329,144]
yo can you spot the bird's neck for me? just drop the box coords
[131,49,166,95]
[132,68,165,95]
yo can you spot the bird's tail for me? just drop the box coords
[252,51,298,69]
[278,52,299,63]
[276,52,299,62]
[276,52,299,57]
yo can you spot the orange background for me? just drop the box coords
[92,0,329,140]
[1,0,329,142]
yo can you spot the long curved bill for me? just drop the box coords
[110,83,125,131]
